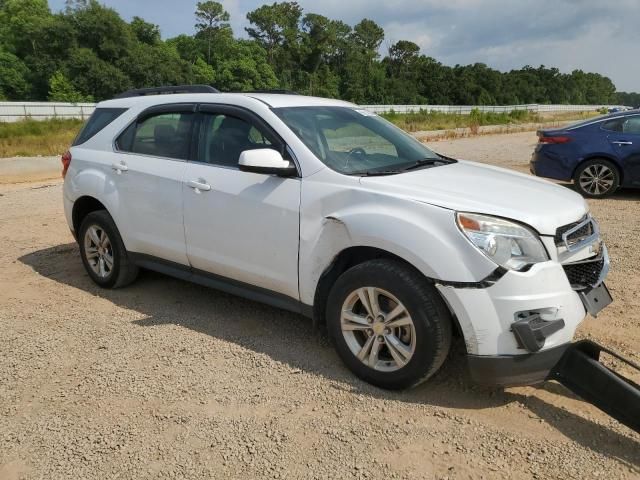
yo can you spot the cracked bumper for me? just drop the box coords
[437,261,588,358]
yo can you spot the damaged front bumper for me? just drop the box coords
[436,241,612,386]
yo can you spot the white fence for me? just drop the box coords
[0,101,619,122]
[359,104,614,114]
[0,102,96,122]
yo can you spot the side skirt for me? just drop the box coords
[129,253,313,318]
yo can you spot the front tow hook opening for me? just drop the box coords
[548,340,640,433]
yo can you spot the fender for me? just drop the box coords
[298,187,497,306]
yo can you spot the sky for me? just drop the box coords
[49,0,639,92]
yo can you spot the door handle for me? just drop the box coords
[187,179,211,192]
[111,162,128,173]
[611,141,633,145]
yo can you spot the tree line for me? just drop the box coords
[0,0,632,105]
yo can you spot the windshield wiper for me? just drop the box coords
[351,169,403,176]
[399,158,445,171]
[349,157,452,176]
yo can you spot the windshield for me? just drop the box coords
[273,106,449,175]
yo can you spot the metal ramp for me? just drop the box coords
[549,340,640,433]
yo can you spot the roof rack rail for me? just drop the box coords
[246,89,300,95]
[114,85,219,99]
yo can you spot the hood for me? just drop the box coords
[360,160,588,235]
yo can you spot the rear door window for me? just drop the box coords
[73,108,127,146]
[622,116,640,134]
[117,111,195,160]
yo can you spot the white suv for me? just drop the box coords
[62,86,612,389]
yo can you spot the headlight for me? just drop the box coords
[456,212,549,271]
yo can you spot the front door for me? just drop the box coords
[182,106,301,299]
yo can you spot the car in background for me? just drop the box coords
[530,109,640,197]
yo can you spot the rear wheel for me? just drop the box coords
[327,259,452,390]
[573,159,619,198]
[78,210,138,288]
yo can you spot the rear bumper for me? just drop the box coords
[467,344,569,386]
[530,149,574,181]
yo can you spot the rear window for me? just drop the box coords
[73,108,127,146]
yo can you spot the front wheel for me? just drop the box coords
[573,159,620,198]
[327,259,452,390]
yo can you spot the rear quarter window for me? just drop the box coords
[73,108,127,146]
[601,118,624,132]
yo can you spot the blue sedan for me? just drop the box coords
[530,110,640,197]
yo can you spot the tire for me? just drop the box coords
[573,159,620,198]
[326,259,452,390]
[78,210,139,289]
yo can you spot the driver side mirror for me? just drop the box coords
[238,149,297,177]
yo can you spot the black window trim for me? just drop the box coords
[113,103,198,162]
[191,103,301,177]
[74,107,127,146]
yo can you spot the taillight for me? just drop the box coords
[61,150,72,178]
[538,135,572,144]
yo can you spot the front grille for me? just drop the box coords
[555,216,594,247]
[563,256,605,290]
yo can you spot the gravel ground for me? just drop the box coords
[0,131,638,479]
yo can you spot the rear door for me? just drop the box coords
[182,104,301,299]
[112,104,196,264]
[604,115,640,187]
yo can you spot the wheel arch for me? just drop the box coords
[311,245,463,340]
[72,196,109,237]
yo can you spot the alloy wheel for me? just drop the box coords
[340,287,416,372]
[83,225,114,279]
[579,164,615,195]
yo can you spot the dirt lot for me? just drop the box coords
[0,131,638,479]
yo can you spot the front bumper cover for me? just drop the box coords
[467,343,569,386]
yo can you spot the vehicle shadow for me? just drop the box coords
[19,243,639,468]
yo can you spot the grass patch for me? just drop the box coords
[382,109,598,132]
[0,118,84,157]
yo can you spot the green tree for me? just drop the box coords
[167,34,203,63]
[1,0,51,57]
[130,16,161,45]
[212,38,278,92]
[195,1,230,64]
[246,2,302,67]
[0,0,632,104]
[47,70,93,102]
[72,1,133,62]
[64,0,87,13]
[340,19,385,103]
[0,48,29,99]
[190,57,215,84]
[63,47,130,100]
